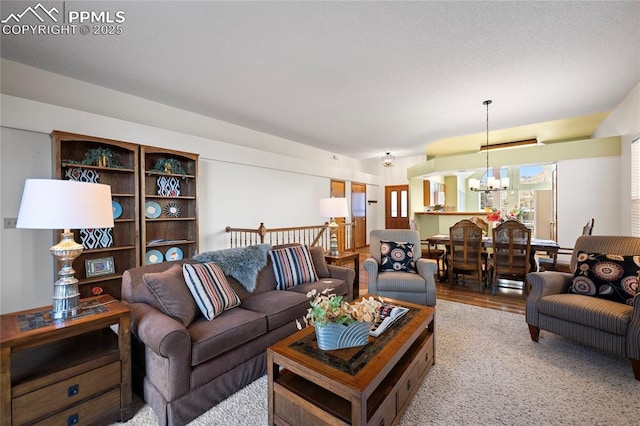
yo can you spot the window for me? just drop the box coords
[390,191,398,218]
[518,165,552,184]
[632,138,640,237]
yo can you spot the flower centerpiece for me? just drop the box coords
[486,205,525,224]
[296,288,382,350]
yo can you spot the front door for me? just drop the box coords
[385,185,409,229]
[352,183,367,248]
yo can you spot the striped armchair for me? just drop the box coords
[364,229,437,306]
[526,235,640,380]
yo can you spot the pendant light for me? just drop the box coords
[469,100,508,192]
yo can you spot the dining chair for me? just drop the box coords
[469,216,489,234]
[448,219,485,292]
[409,218,446,281]
[491,219,531,295]
[538,218,594,273]
[469,216,491,275]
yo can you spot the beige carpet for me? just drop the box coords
[116,300,638,425]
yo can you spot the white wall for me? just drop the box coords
[592,81,640,236]
[200,159,330,249]
[0,62,388,313]
[1,128,57,311]
[556,157,620,247]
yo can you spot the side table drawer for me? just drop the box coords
[12,362,121,425]
[32,388,121,426]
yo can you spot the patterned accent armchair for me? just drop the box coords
[364,229,437,306]
[526,235,640,380]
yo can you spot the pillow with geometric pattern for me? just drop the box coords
[380,240,417,273]
[570,251,640,306]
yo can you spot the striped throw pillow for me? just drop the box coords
[270,245,319,290]
[183,262,241,320]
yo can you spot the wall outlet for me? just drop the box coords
[4,217,18,229]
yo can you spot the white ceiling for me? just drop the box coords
[1,1,639,159]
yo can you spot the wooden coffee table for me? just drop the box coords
[267,296,435,426]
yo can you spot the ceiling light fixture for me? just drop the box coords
[468,100,509,193]
[382,152,395,167]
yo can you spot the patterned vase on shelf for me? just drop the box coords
[80,228,113,249]
[157,176,181,196]
[314,321,371,351]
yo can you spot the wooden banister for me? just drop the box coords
[225,222,354,251]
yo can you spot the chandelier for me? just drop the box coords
[382,152,395,167]
[468,100,509,192]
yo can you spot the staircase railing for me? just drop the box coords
[225,222,354,251]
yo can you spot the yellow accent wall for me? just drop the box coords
[407,136,621,179]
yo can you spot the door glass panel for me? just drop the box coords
[352,192,366,217]
[391,191,398,217]
[400,190,408,217]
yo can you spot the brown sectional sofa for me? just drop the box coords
[121,244,355,425]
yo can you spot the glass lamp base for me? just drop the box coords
[50,230,84,319]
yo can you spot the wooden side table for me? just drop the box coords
[324,251,360,298]
[0,294,132,425]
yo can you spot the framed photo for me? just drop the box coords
[85,257,115,278]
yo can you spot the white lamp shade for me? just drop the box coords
[486,176,498,189]
[319,197,349,218]
[17,179,114,229]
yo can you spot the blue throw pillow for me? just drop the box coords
[380,241,417,273]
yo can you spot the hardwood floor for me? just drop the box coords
[354,246,526,315]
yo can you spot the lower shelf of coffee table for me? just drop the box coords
[273,328,434,425]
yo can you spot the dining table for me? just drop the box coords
[425,234,560,276]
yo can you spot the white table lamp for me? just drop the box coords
[319,197,349,256]
[17,179,114,319]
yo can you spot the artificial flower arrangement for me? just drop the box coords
[296,288,383,329]
[64,147,123,168]
[486,205,525,223]
[151,158,186,176]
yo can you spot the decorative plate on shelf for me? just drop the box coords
[164,202,181,218]
[112,200,123,219]
[145,201,162,218]
[165,247,184,261]
[146,250,164,265]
